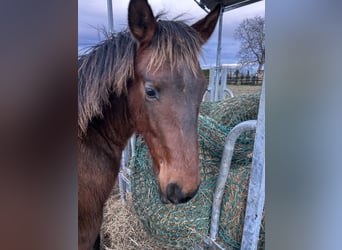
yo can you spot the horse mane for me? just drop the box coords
[78,17,203,136]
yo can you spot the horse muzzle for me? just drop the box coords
[159,182,200,204]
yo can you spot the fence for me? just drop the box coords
[203,66,263,86]
[202,66,263,102]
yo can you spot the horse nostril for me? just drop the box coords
[166,183,197,204]
[166,183,181,204]
[158,185,169,204]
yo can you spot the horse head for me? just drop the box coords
[127,0,220,204]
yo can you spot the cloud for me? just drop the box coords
[78,0,265,65]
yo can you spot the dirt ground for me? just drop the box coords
[226,85,261,96]
[101,84,263,249]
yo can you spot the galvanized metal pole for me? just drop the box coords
[213,6,223,101]
[216,6,223,69]
[107,0,114,33]
[241,81,265,250]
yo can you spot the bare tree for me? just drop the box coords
[234,16,265,76]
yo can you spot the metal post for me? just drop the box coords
[213,6,224,101]
[215,5,223,70]
[107,0,114,33]
[240,81,265,250]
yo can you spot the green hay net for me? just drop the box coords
[200,93,260,127]
[130,94,261,249]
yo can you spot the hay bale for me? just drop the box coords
[200,93,260,127]
[130,115,255,249]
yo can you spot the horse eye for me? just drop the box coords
[145,87,157,99]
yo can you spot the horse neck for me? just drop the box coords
[84,93,135,160]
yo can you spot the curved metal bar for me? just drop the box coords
[224,87,234,98]
[129,134,136,158]
[220,67,235,99]
[209,120,257,240]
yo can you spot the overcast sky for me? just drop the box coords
[78,0,264,66]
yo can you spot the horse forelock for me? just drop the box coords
[147,20,203,76]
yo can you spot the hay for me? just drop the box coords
[200,93,260,127]
[102,188,173,250]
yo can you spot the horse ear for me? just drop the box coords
[128,0,157,47]
[191,5,221,44]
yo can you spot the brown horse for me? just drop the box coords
[78,0,220,249]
